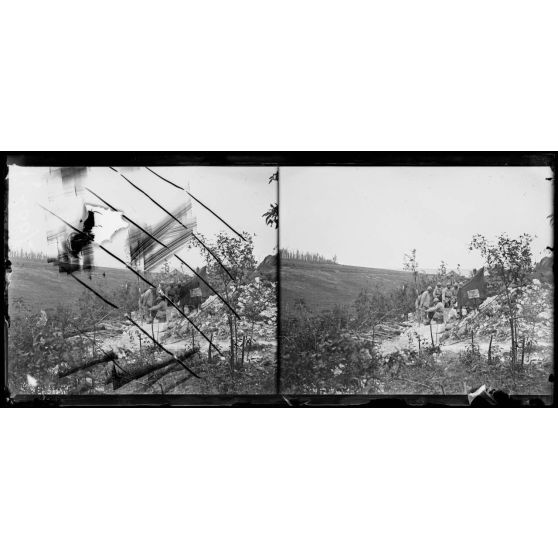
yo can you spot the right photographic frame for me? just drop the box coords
[279,154,555,406]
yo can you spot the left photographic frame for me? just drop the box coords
[2,154,279,406]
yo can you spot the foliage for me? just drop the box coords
[403,248,419,290]
[280,248,338,264]
[195,231,258,370]
[8,301,91,394]
[9,249,48,261]
[262,203,278,229]
[196,359,276,394]
[469,233,534,365]
[199,231,257,287]
[353,287,392,331]
[282,302,382,394]
[469,233,533,288]
[76,290,113,328]
[109,281,142,314]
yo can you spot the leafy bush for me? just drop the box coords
[282,304,382,394]
[8,301,91,394]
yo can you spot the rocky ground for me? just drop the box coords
[372,278,553,395]
[86,278,278,394]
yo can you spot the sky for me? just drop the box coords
[280,166,553,272]
[9,166,277,270]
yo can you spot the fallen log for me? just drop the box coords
[125,360,186,393]
[142,361,184,389]
[161,372,197,394]
[63,325,124,339]
[59,351,118,378]
[110,347,199,389]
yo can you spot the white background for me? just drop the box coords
[1,1,556,558]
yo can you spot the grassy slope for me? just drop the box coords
[12,257,414,315]
[8,258,138,313]
[281,259,413,312]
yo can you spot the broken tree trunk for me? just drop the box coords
[110,347,199,389]
[488,334,493,364]
[143,364,181,390]
[60,351,118,378]
[160,372,196,394]
[63,324,124,339]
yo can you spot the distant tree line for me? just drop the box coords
[10,248,48,261]
[280,248,338,264]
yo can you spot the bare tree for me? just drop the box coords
[403,249,419,293]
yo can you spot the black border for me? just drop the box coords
[3,151,557,167]
[1,151,556,407]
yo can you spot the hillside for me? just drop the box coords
[281,259,413,312]
[8,258,139,313]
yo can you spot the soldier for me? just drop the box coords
[419,286,433,324]
[442,282,452,307]
[414,291,422,322]
[144,284,167,323]
[138,286,157,320]
[426,298,445,325]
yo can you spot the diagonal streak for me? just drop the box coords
[85,187,241,321]
[144,167,247,241]
[65,321,130,378]
[70,273,119,309]
[39,204,223,355]
[125,315,200,378]
[66,277,198,379]
[110,167,234,280]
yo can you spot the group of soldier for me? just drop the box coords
[415,282,462,325]
[138,284,168,323]
[137,279,204,324]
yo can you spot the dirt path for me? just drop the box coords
[84,315,276,394]
[378,320,551,364]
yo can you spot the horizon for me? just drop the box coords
[280,166,553,271]
[8,165,277,272]
[280,251,478,276]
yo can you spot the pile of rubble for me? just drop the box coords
[377,278,553,358]
[164,278,277,344]
[447,279,553,343]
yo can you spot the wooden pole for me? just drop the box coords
[488,334,493,364]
